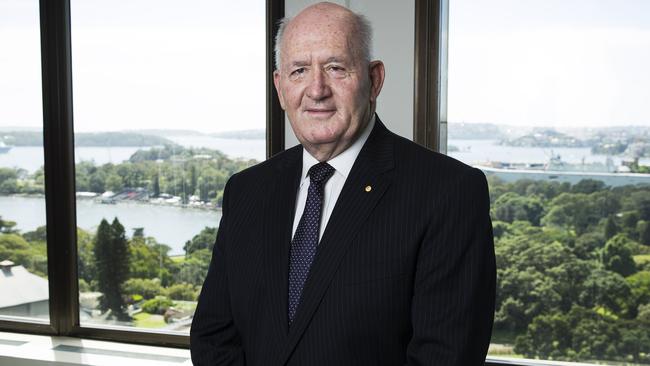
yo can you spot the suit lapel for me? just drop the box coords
[280,118,395,364]
[261,146,302,353]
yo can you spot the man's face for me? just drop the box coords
[273,12,383,157]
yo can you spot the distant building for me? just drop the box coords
[0,260,49,318]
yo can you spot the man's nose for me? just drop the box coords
[305,68,332,100]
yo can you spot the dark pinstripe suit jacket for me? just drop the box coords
[190,117,496,366]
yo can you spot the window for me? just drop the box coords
[69,0,265,333]
[0,0,49,323]
[448,0,650,364]
[1,0,274,346]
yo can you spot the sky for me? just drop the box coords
[0,0,265,133]
[0,0,649,132]
[447,0,650,127]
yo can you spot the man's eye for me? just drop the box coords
[326,65,347,78]
[291,68,306,76]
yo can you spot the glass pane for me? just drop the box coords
[449,0,650,364]
[71,1,265,333]
[0,0,49,322]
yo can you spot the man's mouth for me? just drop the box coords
[304,108,336,117]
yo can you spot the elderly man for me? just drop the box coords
[191,2,495,365]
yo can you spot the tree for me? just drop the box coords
[542,193,598,234]
[132,227,144,238]
[626,271,650,313]
[633,193,650,221]
[639,220,650,246]
[175,248,212,286]
[571,179,606,194]
[105,173,123,193]
[0,179,18,194]
[572,232,605,260]
[23,226,47,242]
[77,228,95,286]
[123,278,163,300]
[152,172,160,197]
[493,192,544,226]
[0,216,17,233]
[579,269,631,315]
[128,236,175,287]
[165,282,198,301]
[514,311,571,360]
[89,170,107,192]
[189,164,198,196]
[622,211,639,230]
[94,218,130,320]
[601,234,637,277]
[142,296,173,315]
[0,167,18,185]
[183,226,217,255]
[604,215,619,240]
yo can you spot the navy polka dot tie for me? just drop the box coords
[288,162,335,324]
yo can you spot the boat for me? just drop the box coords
[0,141,11,154]
[475,153,649,187]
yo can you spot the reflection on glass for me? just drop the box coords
[0,0,49,322]
[449,0,650,364]
[70,1,265,333]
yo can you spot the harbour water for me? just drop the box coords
[0,195,220,256]
[0,136,265,173]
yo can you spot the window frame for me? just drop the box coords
[0,0,284,349]
[414,0,448,154]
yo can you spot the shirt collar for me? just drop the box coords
[301,114,376,181]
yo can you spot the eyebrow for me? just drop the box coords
[289,57,349,68]
[325,57,347,64]
[290,61,311,67]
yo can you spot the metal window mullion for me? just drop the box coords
[413,0,449,153]
[266,0,285,156]
[40,0,79,336]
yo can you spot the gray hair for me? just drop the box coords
[274,10,373,70]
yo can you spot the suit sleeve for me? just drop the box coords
[406,168,496,366]
[190,176,245,366]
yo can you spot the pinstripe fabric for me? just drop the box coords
[190,116,496,366]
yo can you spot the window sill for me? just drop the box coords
[0,331,190,366]
[0,331,604,366]
[487,356,601,366]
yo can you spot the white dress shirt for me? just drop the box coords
[291,115,376,241]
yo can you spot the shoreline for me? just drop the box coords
[1,193,223,213]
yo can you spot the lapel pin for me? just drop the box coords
[365,185,372,192]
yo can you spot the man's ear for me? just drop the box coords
[273,70,286,109]
[368,61,385,103]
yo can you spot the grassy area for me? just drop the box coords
[488,329,521,357]
[173,300,198,313]
[634,254,650,265]
[133,312,167,329]
[490,329,519,345]
[170,255,185,263]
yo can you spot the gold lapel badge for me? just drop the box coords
[365,185,372,192]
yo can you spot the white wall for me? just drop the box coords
[282,0,415,149]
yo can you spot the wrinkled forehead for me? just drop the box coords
[281,13,360,65]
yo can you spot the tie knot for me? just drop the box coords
[308,162,335,185]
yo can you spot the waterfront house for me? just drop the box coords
[0,260,49,318]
